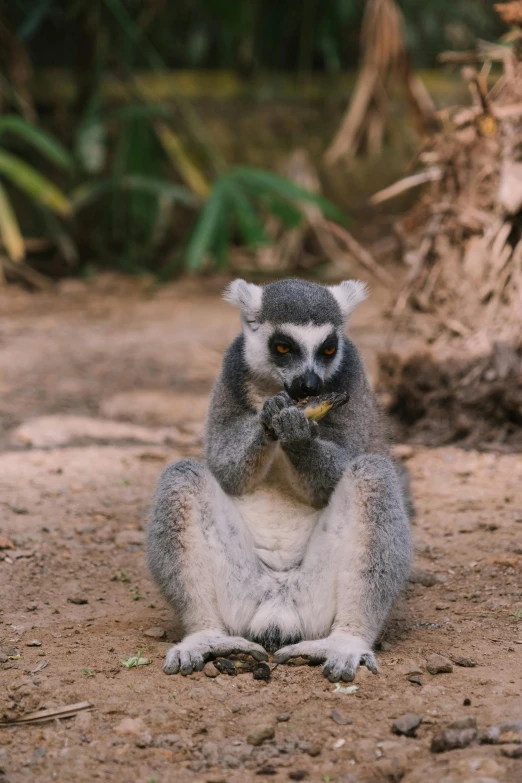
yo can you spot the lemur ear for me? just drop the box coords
[223,279,263,320]
[328,280,368,322]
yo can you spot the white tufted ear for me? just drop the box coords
[223,279,263,320]
[328,280,368,322]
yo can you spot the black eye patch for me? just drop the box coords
[269,332,301,360]
[317,334,338,359]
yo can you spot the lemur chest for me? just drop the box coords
[230,448,320,572]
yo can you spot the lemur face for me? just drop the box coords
[224,278,368,398]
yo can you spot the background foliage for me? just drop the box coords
[0,0,507,281]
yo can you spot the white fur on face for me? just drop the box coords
[243,321,344,384]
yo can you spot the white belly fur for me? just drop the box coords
[231,448,320,571]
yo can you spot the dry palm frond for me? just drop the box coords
[325,0,436,164]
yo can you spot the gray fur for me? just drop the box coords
[147,278,412,680]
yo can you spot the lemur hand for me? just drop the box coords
[260,392,318,443]
[260,391,293,438]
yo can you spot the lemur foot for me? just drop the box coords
[163,631,268,675]
[273,634,378,682]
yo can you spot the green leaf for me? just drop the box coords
[0,116,73,171]
[185,183,226,270]
[0,181,24,262]
[260,193,303,228]
[232,166,348,225]
[223,178,269,247]
[120,175,198,207]
[0,150,72,216]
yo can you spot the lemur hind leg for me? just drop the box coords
[147,460,268,674]
[275,455,412,681]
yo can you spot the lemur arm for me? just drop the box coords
[282,434,350,508]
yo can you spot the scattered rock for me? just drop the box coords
[331,709,351,725]
[409,568,439,587]
[374,756,408,782]
[392,713,423,737]
[135,731,153,748]
[463,698,472,706]
[479,721,522,744]
[298,741,321,757]
[500,744,522,758]
[288,772,309,781]
[253,662,271,681]
[25,640,42,647]
[255,766,277,776]
[67,596,88,605]
[214,658,237,676]
[204,662,220,678]
[426,654,453,674]
[0,537,15,549]
[452,656,477,667]
[378,641,393,652]
[407,675,423,686]
[247,725,275,746]
[447,716,477,731]
[8,505,29,515]
[143,627,166,639]
[276,713,291,722]
[201,741,219,765]
[431,727,477,753]
[333,738,346,749]
[26,604,38,612]
[114,717,147,736]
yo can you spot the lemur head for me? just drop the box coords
[224,278,368,399]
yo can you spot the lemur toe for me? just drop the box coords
[163,647,181,675]
[361,652,379,674]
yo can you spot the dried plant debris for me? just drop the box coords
[375,16,522,447]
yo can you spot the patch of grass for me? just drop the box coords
[510,609,521,621]
[82,668,95,677]
[120,651,151,669]
[130,586,141,601]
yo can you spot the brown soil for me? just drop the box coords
[1,276,521,783]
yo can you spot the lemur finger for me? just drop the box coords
[272,644,300,664]
[324,656,348,682]
[163,646,181,675]
[361,652,378,674]
[179,649,195,675]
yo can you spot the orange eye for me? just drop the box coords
[324,345,336,356]
[276,344,290,354]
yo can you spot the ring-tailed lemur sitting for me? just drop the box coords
[147,278,412,682]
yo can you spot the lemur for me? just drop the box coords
[147,278,412,682]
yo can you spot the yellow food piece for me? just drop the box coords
[303,400,335,421]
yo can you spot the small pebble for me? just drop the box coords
[276,713,291,722]
[247,725,275,746]
[331,709,351,725]
[256,766,277,776]
[463,698,471,706]
[288,772,309,781]
[393,444,414,460]
[214,658,237,676]
[26,640,42,647]
[144,627,165,639]
[379,641,392,652]
[409,568,439,587]
[407,675,423,686]
[135,731,153,748]
[452,656,477,667]
[392,713,423,737]
[204,662,220,678]
[500,745,522,759]
[68,597,88,605]
[431,727,477,753]
[426,654,453,674]
[333,738,346,749]
[253,662,271,681]
[447,716,477,731]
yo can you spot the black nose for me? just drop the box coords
[300,371,321,397]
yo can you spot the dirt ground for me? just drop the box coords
[1,275,521,783]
